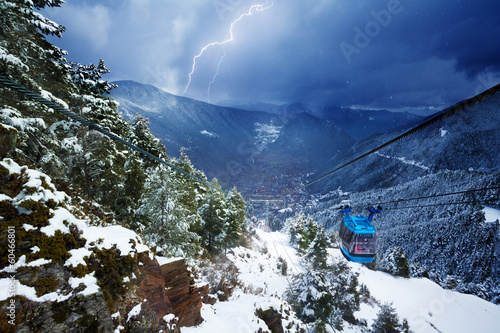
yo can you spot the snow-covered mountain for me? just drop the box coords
[292,89,500,304]
[111,81,355,188]
[111,81,423,190]
[310,89,500,194]
[216,100,423,140]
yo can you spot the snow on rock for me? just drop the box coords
[0,278,71,303]
[162,313,176,322]
[68,272,100,296]
[156,256,184,266]
[127,303,142,322]
[65,247,93,267]
[483,206,500,223]
[80,225,150,256]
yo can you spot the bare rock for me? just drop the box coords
[160,259,206,327]
[256,307,285,333]
[0,124,17,158]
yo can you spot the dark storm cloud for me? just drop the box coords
[46,0,500,112]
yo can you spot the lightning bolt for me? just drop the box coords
[207,46,226,102]
[182,1,273,97]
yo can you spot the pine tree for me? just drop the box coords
[306,226,328,270]
[223,187,246,251]
[371,303,402,333]
[199,178,227,254]
[130,112,167,167]
[136,165,200,256]
[1,0,73,177]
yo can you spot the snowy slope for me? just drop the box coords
[335,248,500,333]
[192,228,500,333]
[184,230,307,333]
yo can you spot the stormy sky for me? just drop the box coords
[45,0,500,113]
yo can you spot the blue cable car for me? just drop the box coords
[339,205,382,263]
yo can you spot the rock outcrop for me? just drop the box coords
[111,253,216,332]
[0,124,17,158]
[161,258,215,327]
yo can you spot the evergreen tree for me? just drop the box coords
[130,112,167,166]
[306,226,328,270]
[287,256,360,328]
[136,165,200,256]
[199,178,227,253]
[223,187,246,251]
[378,247,410,278]
[371,303,402,333]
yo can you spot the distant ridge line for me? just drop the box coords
[283,83,500,196]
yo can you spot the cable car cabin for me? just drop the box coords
[339,206,382,263]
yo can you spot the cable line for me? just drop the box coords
[0,75,225,194]
[268,230,312,333]
[382,199,498,211]
[375,186,499,207]
[336,186,499,209]
[282,83,500,197]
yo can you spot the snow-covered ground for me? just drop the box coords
[187,228,500,333]
[338,249,500,333]
[184,229,307,333]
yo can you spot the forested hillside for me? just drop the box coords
[0,1,246,331]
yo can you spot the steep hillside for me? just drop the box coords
[293,89,500,303]
[0,2,247,331]
[111,80,355,188]
[310,90,500,194]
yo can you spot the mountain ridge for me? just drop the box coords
[111,80,424,191]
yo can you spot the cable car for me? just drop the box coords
[338,205,382,263]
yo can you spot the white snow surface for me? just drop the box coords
[188,228,500,333]
[375,151,430,170]
[68,272,100,296]
[127,303,142,322]
[329,247,500,333]
[200,130,218,137]
[483,206,500,223]
[184,230,307,333]
[156,256,184,266]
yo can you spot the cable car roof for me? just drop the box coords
[344,215,376,234]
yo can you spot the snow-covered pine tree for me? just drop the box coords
[1,0,73,177]
[288,211,306,246]
[136,164,200,257]
[287,255,360,330]
[377,246,410,278]
[130,112,167,167]
[371,303,403,333]
[69,60,117,95]
[175,148,206,236]
[223,187,246,251]
[68,71,126,208]
[305,226,328,270]
[199,178,227,253]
